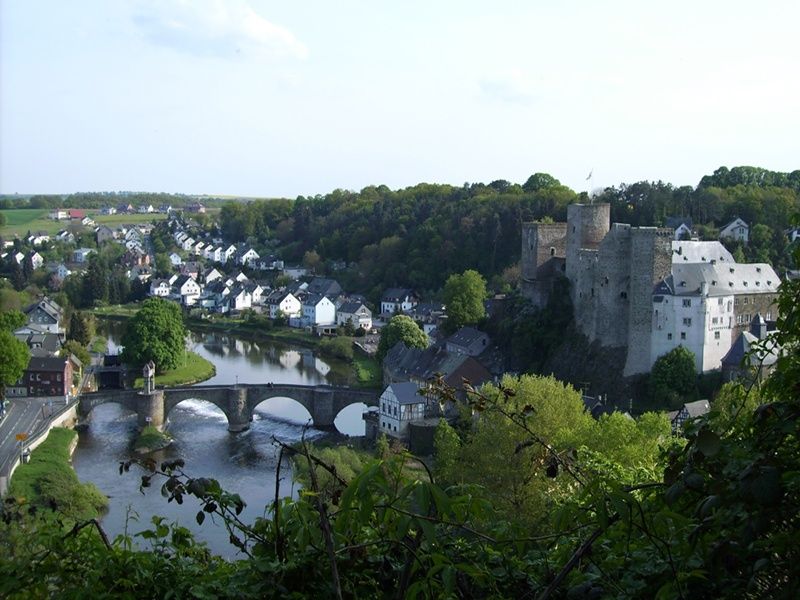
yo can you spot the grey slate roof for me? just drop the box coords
[388,382,425,405]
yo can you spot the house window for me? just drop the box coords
[682,318,691,326]
[682,299,691,307]
[744,297,749,304]
[680,332,686,340]
[714,331,720,340]
[718,298,723,305]
[667,333,672,340]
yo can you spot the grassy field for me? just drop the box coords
[133,350,216,388]
[0,208,167,238]
[353,352,382,388]
[8,427,108,520]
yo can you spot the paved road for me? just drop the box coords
[0,397,54,477]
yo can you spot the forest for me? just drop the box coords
[217,166,800,301]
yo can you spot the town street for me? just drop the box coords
[0,397,57,478]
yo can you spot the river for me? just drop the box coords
[72,321,369,557]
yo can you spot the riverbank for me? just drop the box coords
[95,306,381,388]
[8,427,108,520]
[133,350,216,388]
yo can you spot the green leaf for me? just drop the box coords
[696,429,721,457]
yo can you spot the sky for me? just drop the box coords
[1,0,798,198]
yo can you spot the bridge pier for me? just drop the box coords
[227,387,250,433]
[137,390,165,430]
[311,388,336,430]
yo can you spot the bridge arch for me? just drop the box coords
[333,402,368,436]
[251,396,314,428]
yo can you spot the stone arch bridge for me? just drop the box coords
[79,384,379,432]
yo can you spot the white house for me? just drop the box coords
[181,237,196,251]
[223,244,237,263]
[203,267,224,284]
[73,248,94,263]
[55,230,75,243]
[719,217,749,244]
[381,288,419,315]
[149,278,171,297]
[53,263,72,280]
[81,216,96,227]
[49,209,69,220]
[228,285,252,311]
[302,294,336,326]
[169,252,183,267]
[651,261,780,373]
[138,204,155,214]
[266,291,302,319]
[378,382,427,439]
[100,206,117,215]
[27,233,50,246]
[27,252,44,270]
[237,247,260,267]
[336,301,373,330]
[786,226,800,243]
[193,241,206,256]
[173,274,202,306]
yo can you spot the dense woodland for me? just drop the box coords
[217,166,800,301]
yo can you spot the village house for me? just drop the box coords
[265,290,302,319]
[72,248,94,263]
[721,314,780,382]
[719,217,749,244]
[306,277,343,299]
[68,209,85,221]
[100,206,117,215]
[378,382,428,439]
[381,288,419,315]
[149,278,171,297]
[336,300,373,331]
[283,265,308,279]
[172,274,202,306]
[445,327,490,356]
[665,216,693,240]
[81,216,96,227]
[7,356,73,398]
[49,209,69,220]
[55,230,76,243]
[301,294,336,327]
[95,225,115,244]
[27,251,45,270]
[169,252,183,266]
[27,232,50,246]
[235,245,260,267]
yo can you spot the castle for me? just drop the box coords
[521,203,779,376]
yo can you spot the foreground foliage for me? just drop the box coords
[2,239,800,597]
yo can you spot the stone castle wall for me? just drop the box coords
[521,202,673,376]
[623,228,673,375]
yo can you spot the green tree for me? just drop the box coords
[433,419,460,481]
[523,172,561,192]
[650,345,698,408]
[61,339,90,367]
[0,309,26,332]
[442,269,488,333]
[0,329,29,405]
[121,298,187,373]
[376,314,427,361]
[68,311,95,346]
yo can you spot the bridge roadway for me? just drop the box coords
[79,383,379,432]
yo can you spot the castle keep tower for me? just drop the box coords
[521,222,568,308]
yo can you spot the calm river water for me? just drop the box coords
[72,321,367,557]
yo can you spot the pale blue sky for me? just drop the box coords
[1,1,797,197]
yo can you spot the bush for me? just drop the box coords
[318,336,354,361]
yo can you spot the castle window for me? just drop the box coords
[682,318,692,326]
[667,333,672,340]
[682,299,691,307]
[744,297,749,304]
[572,226,576,232]
[550,247,556,256]
[714,331,720,340]
[680,332,686,340]
[718,298,723,305]
[604,277,609,285]
[620,291,627,299]
[756,267,762,272]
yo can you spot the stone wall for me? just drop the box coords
[623,228,673,375]
[732,292,779,338]
[520,222,567,308]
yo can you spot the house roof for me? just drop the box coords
[721,330,780,368]
[26,356,69,373]
[672,241,734,264]
[24,297,62,321]
[657,262,780,297]
[306,277,342,297]
[387,382,424,405]
[173,274,196,288]
[446,327,488,349]
[384,341,491,389]
[382,288,416,302]
[339,300,369,314]
[721,217,748,232]
[665,216,693,230]
[682,400,710,419]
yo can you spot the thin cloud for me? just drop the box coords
[479,68,540,105]
[131,0,308,60]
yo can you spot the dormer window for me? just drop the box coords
[729,267,735,273]
[679,281,686,287]
[711,280,717,286]
[743,281,748,287]
[756,267,762,273]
